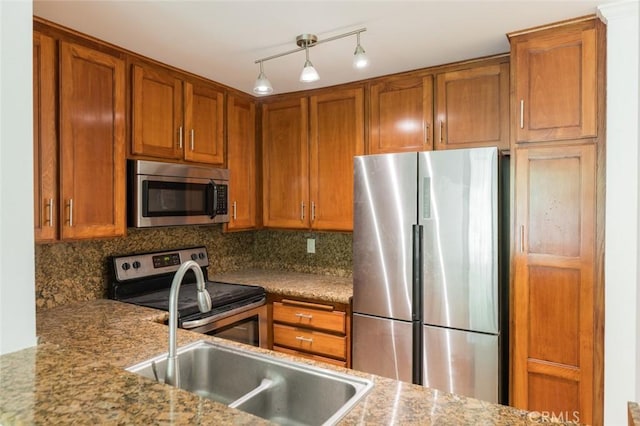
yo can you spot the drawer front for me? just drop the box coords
[273,345,347,367]
[273,324,346,359]
[273,301,346,333]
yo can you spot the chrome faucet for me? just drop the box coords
[165,260,212,387]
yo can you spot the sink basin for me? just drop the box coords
[126,340,373,425]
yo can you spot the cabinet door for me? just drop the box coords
[512,144,596,424]
[59,42,126,239]
[227,94,257,230]
[435,62,509,150]
[309,88,364,231]
[513,23,598,143]
[369,75,433,154]
[262,97,309,229]
[132,64,183,159]
[33,32,58,241]
[184,81,225,165]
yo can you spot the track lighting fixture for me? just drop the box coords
[253,28,368,95]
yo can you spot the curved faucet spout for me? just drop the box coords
[165,260,212,387]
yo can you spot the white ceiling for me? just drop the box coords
[33,1,614,97]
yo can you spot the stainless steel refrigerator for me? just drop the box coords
[352,147,508,404]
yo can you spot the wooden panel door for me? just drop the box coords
[262,97,309,229]
[435,62,509,150]
[512,21,598,143]
[59,42,126,239]
[309,88,364,231]
[227,94,257,230]
[132,64,183,159]
[184,81,225,165]
[369,75,433,153]
[33,32,58,242]
[512,144,596,424]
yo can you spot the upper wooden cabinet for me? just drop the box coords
[132,63,224,165]
[434,61,509,151]
[33,32,58,241]
[227,94,258,231]
[510,18,602,144]
[369,75,433,154]
[262,87,365,231]
[59,41,126,240]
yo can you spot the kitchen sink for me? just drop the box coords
[126,340,373,425]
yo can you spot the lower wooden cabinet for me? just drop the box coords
[270,296,351,368]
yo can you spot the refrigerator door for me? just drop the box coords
[422,325,499,403]
[353,313,414,383]
[419,147,499,334]
[353,153,417,321]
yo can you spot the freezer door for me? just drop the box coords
[353,153,417,321]
[352,313,413,383]
[419,147,499,334]
[423,325,499,403]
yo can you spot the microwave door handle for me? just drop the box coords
[208,180,217,219]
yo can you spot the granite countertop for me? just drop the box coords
[209,268,353,304]
[1,271,542,425]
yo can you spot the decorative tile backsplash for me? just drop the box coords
[35,227,352,309]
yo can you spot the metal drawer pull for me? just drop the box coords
[178,126,183,148]
[46,198,54,226]
[311,202,316,221]
[233,201,237,220]
[295,312,313,319]
[295,336,313,343]
[67,199,73,226]
[520,100,524,129]
[190,129,195,150]
[300,201,305,220]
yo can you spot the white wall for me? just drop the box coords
[598,0,640,424]
[0,0,37,355]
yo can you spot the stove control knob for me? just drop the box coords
[121,262,131,271]
[198,252,205,259]
[132,261,141,269]
[191,253,198,261]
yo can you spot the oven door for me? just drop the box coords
[182,301,268,348]
[134,174,229,227]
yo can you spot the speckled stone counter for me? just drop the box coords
[0,299,544,425]
[209,268,353,304]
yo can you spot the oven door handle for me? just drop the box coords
[181,298,266,328]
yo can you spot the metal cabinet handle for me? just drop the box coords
[46,198,54,227]
[311,201,316,221]
[301,201,305,220]
[295,336,313,343]
[67,199,73,226]
[520,225,525,253]
[295,312,313,319]
[233,201,237,220]
[425,123,430,144]
[178,126,183,148]
[190,129,195,151]
[439,120,444,143]
[520,100,524,129]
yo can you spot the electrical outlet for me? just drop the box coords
[306,238,316,254]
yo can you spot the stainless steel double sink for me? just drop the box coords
[126,340,373,425]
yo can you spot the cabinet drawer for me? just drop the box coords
[273,346,347,367]
[273,324,346,360]
[273,301,346,333]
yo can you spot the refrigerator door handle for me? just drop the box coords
[412,224,424,385]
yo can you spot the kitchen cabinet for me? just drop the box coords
[434,60,509,150]
[369,74,433,153]
[33,32,126,241]
[509,16,605,426]
[132,63,224,165]
[510,18,601,144]
[271,296,350,367]
[59,42,126,239]
[262,87,364,230]
[33,32,57,241]
[226,93,258,230]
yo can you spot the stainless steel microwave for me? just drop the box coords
[128,160,229,227]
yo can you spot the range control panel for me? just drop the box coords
[113,246,209,282]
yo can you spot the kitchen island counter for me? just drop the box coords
[1,299,540,425]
